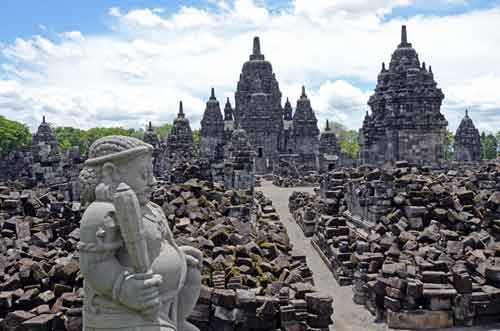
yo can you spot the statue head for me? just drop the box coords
[79,135,156,206]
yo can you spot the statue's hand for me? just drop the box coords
[179,246,203,270]
[119,272,163,314]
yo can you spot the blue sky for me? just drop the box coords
[1,0,499,132]
[2,0,498,42]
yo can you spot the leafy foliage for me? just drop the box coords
[443,130,454,161]
[481,132,498,160]
[192,129,200,145]
[0,116,32,156]
[54,126,144,154]
[328,121,359,159]
[154,123,173,140]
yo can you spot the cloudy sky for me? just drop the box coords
[0,0,499,133]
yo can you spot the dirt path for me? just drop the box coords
[257,180,387,331]
[257,180,500,331]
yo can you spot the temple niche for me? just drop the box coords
[454,110,482,162]
[359,25,448,167]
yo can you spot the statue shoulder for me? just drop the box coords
[148,201,164,213]
[80,201,116,242]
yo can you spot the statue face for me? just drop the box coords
[121,154,156,206]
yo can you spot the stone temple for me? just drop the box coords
[31,115,61,183]
[167,101,194,159]
[318,120,340,172]
[200,36,321,174]
[359,26,448,167]
[454,109,482,162]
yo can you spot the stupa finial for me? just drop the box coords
[148,121,152,131]
[382,62,386,71]
[326,119,330,131]
[179,101,184,117]
[253,36,261,56]
[210,87,216,100]
[42,115,46,124]
[301,86,307,98]
[401,25,408,45]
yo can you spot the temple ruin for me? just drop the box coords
[454,109,482,162]
[359,26,448,167]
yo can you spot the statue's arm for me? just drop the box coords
[80,243,127,299]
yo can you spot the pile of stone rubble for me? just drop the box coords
[1,178,334,331]
[152,179,334,330]
[272,173,320,188]
[290,162,500,329]
[0,184,83,331]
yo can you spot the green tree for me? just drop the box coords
[54,126,144,154]
[443,130,454,160]
[0,116,32,156]
[192,129,200,145]
[481,132,498,160]
[154,123,173,140]
[327,121,359,159]
[54,127,89,153]
[339,130,360,159]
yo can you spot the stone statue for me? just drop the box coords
[78,135,202,331]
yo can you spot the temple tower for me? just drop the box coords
[200,88,225,160]
[223,97,235,142]
[167,101,194,158]
[359,25,448,166]
[235,37,283,123]
[319,120,340,172]
[292,86,320,170]
[143,121,160,148]
[31,116,61,183]
[224,124,256,191]
[454,110,482,162]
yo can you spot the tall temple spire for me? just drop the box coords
[210,87,216,100]
[301,85,307,98]
[224,97,233,121]
[382,62,386,71]
[179,101,184,117]
[253,36,261,56]
[325,119,330,131]
[42,115,46,124]
[148,121,153,131]
[401,25,408,45]
[465,109,469,117]
[249,36,265,60]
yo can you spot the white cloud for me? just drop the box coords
[108,7,121,17]
[294,0,411,19]
[0,1,499,133]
